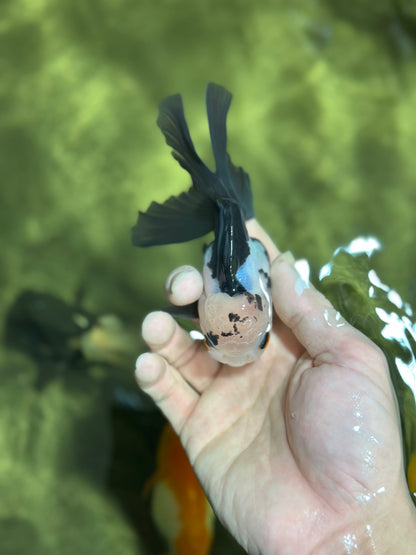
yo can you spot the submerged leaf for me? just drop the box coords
[317,237,416,504]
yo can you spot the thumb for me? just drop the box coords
[270,252,370,362]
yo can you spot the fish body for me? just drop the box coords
[132,83,272,366]
[199,238,272,365]
[148,424,214,555]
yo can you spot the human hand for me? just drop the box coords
[135,220,416,554]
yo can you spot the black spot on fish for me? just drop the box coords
[259,268,271,289]
[228,312,240,322]
[221,331,233,337]
[244,291,263,311]
[233,323,239,335]
[205,331,219,347]
[244,292,255,304]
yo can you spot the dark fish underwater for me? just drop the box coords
[132,83,272,366]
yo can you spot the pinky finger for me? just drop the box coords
[135,352,199,433]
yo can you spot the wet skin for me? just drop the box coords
[136,220,416,555]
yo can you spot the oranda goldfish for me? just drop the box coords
[132,83,272,366]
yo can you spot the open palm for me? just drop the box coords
[136,221,416,554]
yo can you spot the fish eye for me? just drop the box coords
[259,332,270,350]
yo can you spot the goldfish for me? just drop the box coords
[147,423,214,555]
[132,83,272,366]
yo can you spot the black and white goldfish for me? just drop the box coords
[132,83,272,367]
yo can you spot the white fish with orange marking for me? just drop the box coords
[147,423,214,554]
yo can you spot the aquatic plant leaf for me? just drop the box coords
[317,239,416,504]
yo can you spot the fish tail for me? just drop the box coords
[132,92,220,247]
[157,94,215,193]
[206,83,232,182]
[206,83,254,220]
[132,84,255,248]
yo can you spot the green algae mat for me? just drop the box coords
[1,1,416,553]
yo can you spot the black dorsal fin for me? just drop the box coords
[209,199,250,295]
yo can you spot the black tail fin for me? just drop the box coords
[206,83,254,221]
[157,93,215,193]
[132,84,255,248]
[206,84,231,185]
[132,93,218,247]
[131,187,215,246]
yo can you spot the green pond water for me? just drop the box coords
[1,0,416,553]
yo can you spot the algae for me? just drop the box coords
[1,0,416,552]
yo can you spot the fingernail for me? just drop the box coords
[135,353,147,369]
[166,266,194,294]
[166,272,180,294]
[135,353,150,377]
[135,353,162,386]
[279,250,296,265]
[142,311,175,346]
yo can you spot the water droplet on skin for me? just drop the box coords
[357,485,386,504]
[343,533,358,553]
[295,277,309,296]
[323,308,346,328]
[364,449,374,468]
[290,412,296,420]
[365,524,377,551]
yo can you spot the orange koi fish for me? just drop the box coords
[148,423,214,555]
